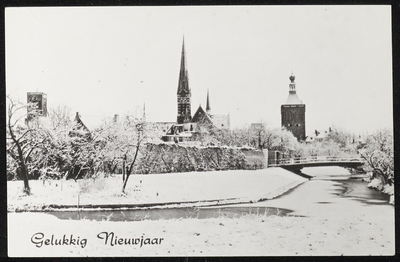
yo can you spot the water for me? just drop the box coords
[40,167,392,221]
[332,179,390,204]
[227,167,392,219]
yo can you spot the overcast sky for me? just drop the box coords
[5,6,392,136]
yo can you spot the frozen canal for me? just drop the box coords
[40,167,393,222]
[228,175,392,219]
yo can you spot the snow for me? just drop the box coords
[8,168,306,211]
[7,168,394,256]
[367,178,394,200]
[8,210,394,256]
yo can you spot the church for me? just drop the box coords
[161,38,230,143]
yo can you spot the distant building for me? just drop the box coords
[69,112,91,139]
[162,90,230,143]
[191,89,230,130]
[154,122,176,133]
[281,74,306,141]
[27,92,47,119]
[306,127,332,143]
[161,38,229,143]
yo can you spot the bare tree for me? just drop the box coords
[95,115,146,193]
[6,96,41,194]
[48,105,73,130]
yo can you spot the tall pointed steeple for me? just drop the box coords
[177,36,192,124]
[177,36,190,95]
[206,89,211,113]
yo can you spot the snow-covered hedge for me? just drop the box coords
[134,143,265,174]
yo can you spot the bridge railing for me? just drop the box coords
[269,156,363,166]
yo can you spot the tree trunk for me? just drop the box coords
[122,159,126,183]
[10,126,31,195]
[122,144,141,193]
[122,172,130,194]
[19,162,30,195]
[74,166,82,181]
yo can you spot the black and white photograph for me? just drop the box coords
[5,5,394,257]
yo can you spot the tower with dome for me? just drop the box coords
[281,74,306,141]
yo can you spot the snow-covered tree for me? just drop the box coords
[6,96,43,194]
[94,115,147,193]
[358,129,394,186]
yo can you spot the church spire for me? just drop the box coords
[206,89,211,113]
[177,37,190,95]
[177,36,192,124]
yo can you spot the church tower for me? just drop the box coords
[177,37,192,124]
[281,74,306,141]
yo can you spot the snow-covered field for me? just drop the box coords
[8,168,307,211]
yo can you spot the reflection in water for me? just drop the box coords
[333,178,390,205]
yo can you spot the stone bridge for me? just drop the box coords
[268,156,364,178]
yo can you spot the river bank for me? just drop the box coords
[8,168,307,212]
[364,177,394,204]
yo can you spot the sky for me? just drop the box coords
[5,6,393,136]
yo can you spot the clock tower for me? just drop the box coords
[281,74,306,141]
[177,37,192,124]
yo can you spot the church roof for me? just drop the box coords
[285,93,303,105]
[192,105,212,124]
[72,112,90,132]
[191,105,230,129]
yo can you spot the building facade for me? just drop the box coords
[281,74,306,141]
[27,92,47,118]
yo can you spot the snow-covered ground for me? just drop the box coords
[8,209,394,256]
[8,168,394,256]
[8,168,307,211]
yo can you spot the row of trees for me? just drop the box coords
[6,96,263,195]
[198,122,361,159]
[200,121,394,189]
[6,96,146,194]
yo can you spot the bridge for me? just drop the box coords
[268,156,364,178]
